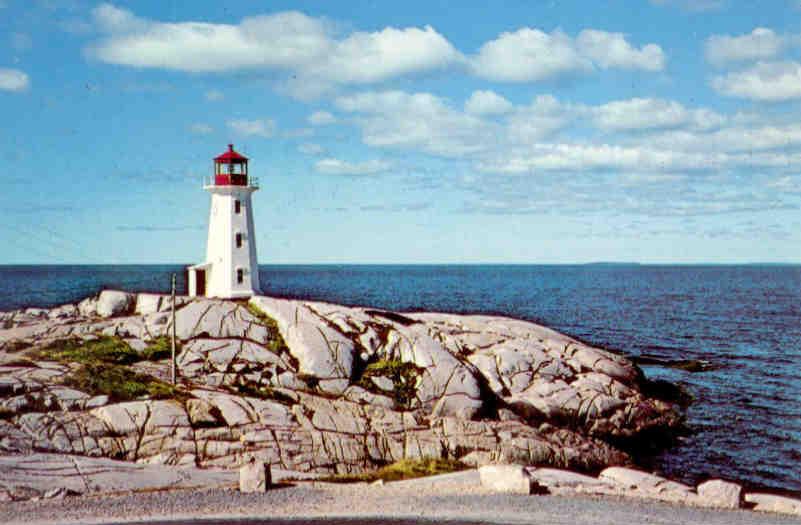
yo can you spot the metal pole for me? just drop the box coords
[171,273,177,386]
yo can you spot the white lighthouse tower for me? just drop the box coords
[187,144,260,298]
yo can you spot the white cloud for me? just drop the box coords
[0,68,29,91]
[227,118,276,137]
[315,158,390,175]
[336,90,498,157]
[308,110,337,125]
[470,28,591,82]
[711,61,801,101]
[576,30,665,71]
[593,98,724,131]
[87,4,459,97]
[464,90,512,115]
[309,25,460,84]
[505,95,578,143]
[476,143,726,174]
[470,28,664,82]
[705,28,785,67]
[204,89,223,101]
[190,123,213,134]
[298,142,324,155]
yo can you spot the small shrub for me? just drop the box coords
[358,359,423,410]
[141,336,179,361]
[28,337,140,366]
[319,457,467,483]
[245,303,290,355]
[63,363,181,402]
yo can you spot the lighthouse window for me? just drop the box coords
[236,233,243,248]
[234,200,241,214]
[236,269,244,284]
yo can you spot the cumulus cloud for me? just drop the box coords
[308,110,337,125]
[315,158,390,175]
[711,61,801,101]
[505,95,578,143]
[464,90,512,115]
[705,28,785,67]
[575,30,665,71]
[470,28,664,82]
[0,68,29,91]
[87,4,459,97]
[227,118,276,137]
[593,98,724,131]
[336,90,499,157]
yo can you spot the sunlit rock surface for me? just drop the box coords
[0,291,683,499]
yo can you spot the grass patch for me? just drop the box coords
[63,363,182,402]
[245,303,291,356]
[319,457,467,483]
[141,336,179,361]
[28,336,141,366]
[357,358,423,410]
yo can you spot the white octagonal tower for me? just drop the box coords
[187,144,260,299]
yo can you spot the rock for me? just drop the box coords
[478,464,538,495]
[239,456,271,493]
[529,468,614,492]
[745,493,801,516]
[96,291,135,318]
[599,467,694,503]
[77,297,98,317]
[697,479,742,509]
[135,294,163,315]
[186,398,222,427]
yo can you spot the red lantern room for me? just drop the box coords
[214,144,249,186]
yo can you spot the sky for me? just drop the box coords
[1,0,801,264]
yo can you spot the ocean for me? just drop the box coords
[1,264,799,494]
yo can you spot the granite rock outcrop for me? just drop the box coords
[0,291,683,499]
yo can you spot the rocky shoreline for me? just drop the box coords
[1,290,798,518]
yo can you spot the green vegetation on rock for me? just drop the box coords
[319,457,467,483]
[358,358,423,410]
[63,363,180,402]
[141,336,180,361]
[246,303,291,355]
[26,337,182,402]
[28,336,141,365]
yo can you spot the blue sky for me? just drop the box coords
[1,0,801,264]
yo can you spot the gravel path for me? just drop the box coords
[2,481,799,525]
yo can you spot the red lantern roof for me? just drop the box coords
[214,144,248,162]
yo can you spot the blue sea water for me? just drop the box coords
[1,264,800,494]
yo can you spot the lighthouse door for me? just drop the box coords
[195,270,206,297]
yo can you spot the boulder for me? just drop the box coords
[135,294,163,315]
[96,291,135,318]
[697,479,742,509]
[478,464,538,495]
[745,493,801,516]
[186,398,222,427]
[599,467,694,503]
[239,456,271,493]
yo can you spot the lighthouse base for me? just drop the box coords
[187,262,260,299]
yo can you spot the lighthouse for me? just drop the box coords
[187,144,260,299]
